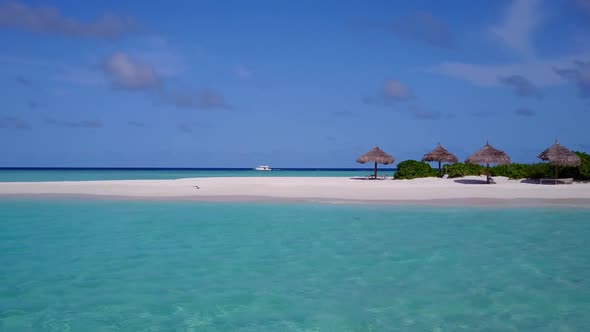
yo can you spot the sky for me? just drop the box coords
[1,0,589,167]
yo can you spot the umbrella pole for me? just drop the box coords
[555,166,559,179]
[438,161,442,177]
[486,163,490,184]
[374,162,377,179]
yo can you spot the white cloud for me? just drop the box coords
[2,47,231,111]
[103,53,161,90]
[490,0,541,57]
[383,79,411,100]
[430,54,589,87]
[102,51,231,109]
[130,36,190,78]
[430,0,590,94]
[363,79,412,105]
[499,74,541,97]
[0,1,137,39]
[556,60,590,97]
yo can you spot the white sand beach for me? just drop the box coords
[1,176,589,206]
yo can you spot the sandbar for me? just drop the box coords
[0,176,589,206]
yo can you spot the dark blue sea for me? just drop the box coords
[0,168,396,182]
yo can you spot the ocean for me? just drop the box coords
[1,199,589,331]
[0,168,396,182]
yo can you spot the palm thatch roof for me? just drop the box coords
[356,146,394,165]
[422,143,458,163]
[538,139,581,167]
[465,143,510,165]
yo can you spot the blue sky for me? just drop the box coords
[1,0,589,167]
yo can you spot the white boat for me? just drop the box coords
[254,165,272,171]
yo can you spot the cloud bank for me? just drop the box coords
[490,0,541,57]
[0,1,137,39]
[499,74,541,97]
[555,61,590,98]
[101,52,232,110]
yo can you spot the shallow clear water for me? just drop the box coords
[1,200,589,331]
[0,169,394,182]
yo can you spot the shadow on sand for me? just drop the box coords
[453,179,490,185]
[454,178,544,185]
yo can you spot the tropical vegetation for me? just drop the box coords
[393,160,437,179]
[394,151,590,181]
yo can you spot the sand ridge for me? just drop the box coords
[0,176,589,205]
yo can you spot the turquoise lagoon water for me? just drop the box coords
[0,168,394,182]
[1,200,590,331]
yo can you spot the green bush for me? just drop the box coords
[437,151,590,180]
[576,152,590,180]
[492,152,589,180]
[394,160,437,179]
[526,163,553,179]
[490,164,509,177]
[558,152,590,181]
[465,163,485,176]
[442,163,484,178]
[490,163,552,179]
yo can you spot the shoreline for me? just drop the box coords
[1,193,590,208]
[1,176,589,207]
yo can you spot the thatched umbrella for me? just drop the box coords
[422,143,458,175]
[538,139,581,179]
[356,146,395,179]
[465,142,510,184]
